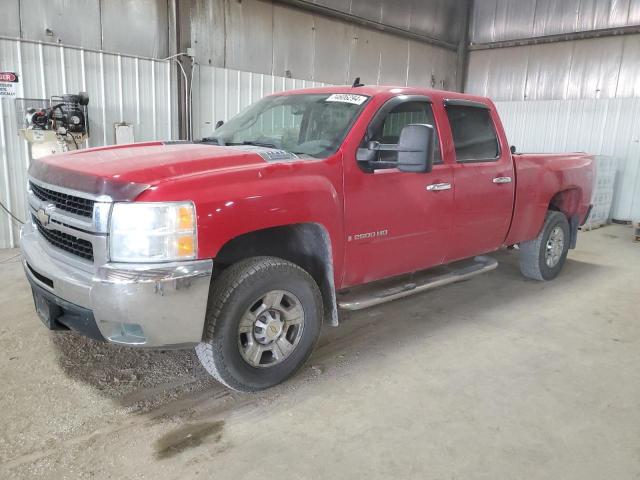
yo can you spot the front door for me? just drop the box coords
[443,100,515,261]
[342,97,454,287]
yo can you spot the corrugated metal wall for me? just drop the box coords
[0,38,175,249]
[191,66,327,140]
[466,0,640,221]
[496,98,640,221]
[470,0,640,44]
[466,34,640,101]
[191,0,461,89]
[324,0,465,44]
[466,0,640,101]
[0,0,169,58]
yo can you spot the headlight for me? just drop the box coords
[109,202,197,262]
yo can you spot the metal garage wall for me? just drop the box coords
[466,1,640,223]
[1,0,169,58]
[495,98,640,221]
[470,0,640,43]
[191,0,461,89]
[0,1,21,39]
[191,65,327,140]
[326,0,466,45]
[0,37,174,249]
[466,34,640,101]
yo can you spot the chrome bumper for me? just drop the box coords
[20,221,213,348]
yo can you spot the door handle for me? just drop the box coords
[426,182,452,191]
[492,176,512,184]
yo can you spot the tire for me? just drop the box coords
[195,256,323,392]
[518,210,570,281]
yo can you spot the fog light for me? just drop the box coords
[102,321,147,345]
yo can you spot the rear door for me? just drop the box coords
[342,96,454,287]
[443,100,515,261]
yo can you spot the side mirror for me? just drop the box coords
[356,123,435,173]
[397,124,435,173]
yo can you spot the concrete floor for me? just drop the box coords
[1,224,639,479]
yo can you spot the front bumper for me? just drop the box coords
[20,221,213,348]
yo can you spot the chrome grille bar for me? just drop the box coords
[29,180,95,218]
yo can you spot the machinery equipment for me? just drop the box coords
[19,92,90,158]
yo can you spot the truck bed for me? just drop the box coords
[505,152,594,246]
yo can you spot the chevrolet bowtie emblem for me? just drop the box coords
[36,204,55,227]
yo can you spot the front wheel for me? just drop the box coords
[195,256,323,392]
[518,211,570,281]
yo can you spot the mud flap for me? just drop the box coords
[570,215,579,249]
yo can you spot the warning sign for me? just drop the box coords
[0,72,19,97]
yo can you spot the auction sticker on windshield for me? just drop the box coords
[325,94,368,105]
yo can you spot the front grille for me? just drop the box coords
[32,215,94,261]
[30,181,95,218]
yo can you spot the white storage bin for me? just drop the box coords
[583,156,618,230]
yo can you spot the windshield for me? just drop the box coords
[205,93,369,158]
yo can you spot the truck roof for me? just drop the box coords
[271,84,492,105]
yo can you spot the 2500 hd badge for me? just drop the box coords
[348,230,389,241]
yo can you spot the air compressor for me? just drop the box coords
[20,92,90,158]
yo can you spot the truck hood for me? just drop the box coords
[28,142,284,201]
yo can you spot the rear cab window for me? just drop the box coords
[444,101,500,162]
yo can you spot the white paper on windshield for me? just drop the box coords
[325,94,368,105]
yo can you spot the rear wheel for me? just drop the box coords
[518,211,570,281]
[195,256,323,392]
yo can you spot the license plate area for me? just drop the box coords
[33,291,65,330]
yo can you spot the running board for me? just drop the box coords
[337,256,498,311]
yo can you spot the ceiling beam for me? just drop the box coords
[469,24,640,51]
[272,0,459,52]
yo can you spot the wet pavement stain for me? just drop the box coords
[154,420,224,459]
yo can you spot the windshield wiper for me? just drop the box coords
[242,142,319,158]
[290,151,319,158]
[203,138,319,158]
[239,140,279,149]
[201,136,225,146]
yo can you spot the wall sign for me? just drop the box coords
[0,72,19,97]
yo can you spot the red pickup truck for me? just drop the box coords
[21,85,593,391]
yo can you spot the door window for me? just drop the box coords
[370,101,442,166]
[445,105,499,162]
